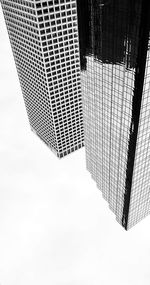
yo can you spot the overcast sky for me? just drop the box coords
[0,6,150,285]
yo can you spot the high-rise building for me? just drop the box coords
[1,0,84,158]
[77,0,150,230]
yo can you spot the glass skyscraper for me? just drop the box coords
[77,0,150,230]
[1,0,84,158]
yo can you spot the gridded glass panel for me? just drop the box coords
[78,0,150,229]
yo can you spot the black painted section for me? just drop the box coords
[77,0,142,69]
[76,0,91,70]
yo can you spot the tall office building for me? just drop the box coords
[77,0,150,230]
[1,0,84,158]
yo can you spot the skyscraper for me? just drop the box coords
[77,0,150,230]
[1,0,84,158]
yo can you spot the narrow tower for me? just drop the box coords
[1,0,84,158]
[77,0,150,229]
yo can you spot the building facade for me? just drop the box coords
[77,0,150,229]
[1,0,84,158]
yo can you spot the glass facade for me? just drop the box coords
[77,0,150,229]
[1,0,84,158]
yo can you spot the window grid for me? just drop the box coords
[1,0,84,158]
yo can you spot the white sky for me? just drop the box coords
[0,5,150,285]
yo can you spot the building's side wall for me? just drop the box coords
[1,0,58,154]
[35,0,84,158]
[128,36,150,229]
[77,0,95,174]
